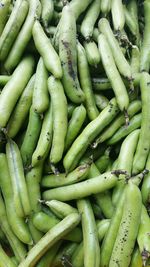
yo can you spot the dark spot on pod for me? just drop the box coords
[37,155,42,160]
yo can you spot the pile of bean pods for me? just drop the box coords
[0,0,150,266]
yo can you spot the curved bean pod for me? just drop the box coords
[80,0,101,39]
[109,182,142,267]
[45,200,78,219]
[132,72,150,174]
[112,129,140,206]
[4,0,41,71]
[111,0,125,31]
[32,20,62,79]
[107,113,141,145]
[0,193,27,262]
[48,76,67,165]
[20,105,42,167]
[100,191,125,267]
[77,199,100,267]
[94,100,141,145]
[98,18,132,80]
[65,105,86,151]
[18,213,80,267]
[43,171,118,201]
[77,41,99,120]
[59,4,85,103]
[32,104,53,167]
[41,164,90,188]
[7,74,35,138]
[69,0,92,20]
[64,98,119,171]
[41,0,54,28]
[98,34,129,111]
[0,153,32,244]
[33,57,49,114]
[0,56,34,127]
[0,0,29,61]
[6,139,31,218]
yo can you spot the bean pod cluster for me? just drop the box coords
[0,0,150,266]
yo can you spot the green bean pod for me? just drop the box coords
[67,103,76,119]
[80,0,101,39]
[4,0,41,71]
[124,5,137,37]
[100,191,125,267]
[94,100,141,145]
[48,76,67,165]
[130,46,140,74]
[43,171,118,201]
[98,34,129,111]
[112,129,140,206]
[71,242,84,267]
[69,0,92,20]
[98,18,132,80]
[0,154,33,244]
[92,28,99,42]
[0,0,11,36]
[0,193,27,262]
[101,0,111,15]
[140,0,150,72]
[59,4,85,103]
[137,205,150,265]
[141,151,150,205]
[94,93,109,111]
[132,72,150,174]
[65,105,86,151]
[95,190,114,219]
[41,0,54,28]
[26,162,43,213]
[6,139,31,218]
[88,162,114,219]
[0,244,17,267]
[7,74,35,138]
[20,105,42,167]
[45,200,78,219]
[107,113,142,145]
[84,41,101,66]
[97,219,110,242]
[111,0,125,31]
[18,213,80,267]
[77,41,99,120]
[33,58,49,114]
[32,20,62,79]
[36,242,61,267]
[32,104,53,167]
[95,147,111,173]
[109,182,142,267]
[77,199,100,267]
[0,75,11,86]
[41,164,90,188]
[33,211,82,243]
[0,0,29,61]
[64,98,119,171]
[0,56,34,127]
[28,216,43,244]
[127,0,140,45]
